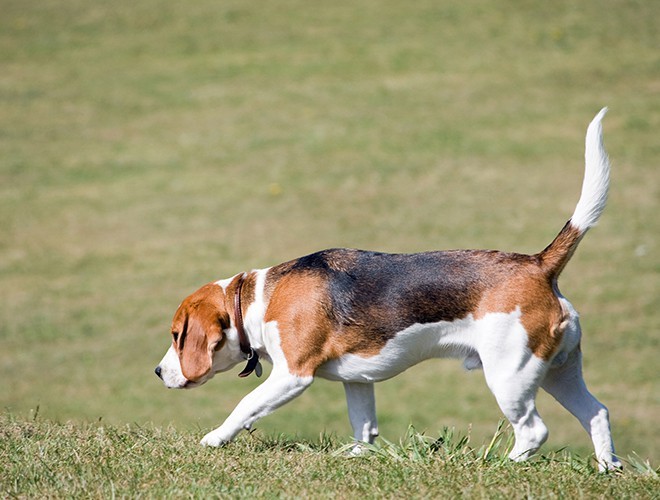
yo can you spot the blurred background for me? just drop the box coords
[1,0,657,462]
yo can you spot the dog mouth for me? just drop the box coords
[161,378,197,390]
[154,354,215,389]
[155,364,197,389]
[181,375,211,389]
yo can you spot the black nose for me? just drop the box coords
[155,366,162,379]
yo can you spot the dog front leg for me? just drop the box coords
[343,382,378,452]
[201,369,313,447]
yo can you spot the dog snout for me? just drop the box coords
[155,365,163,379]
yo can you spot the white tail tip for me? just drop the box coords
[571,108,610,233]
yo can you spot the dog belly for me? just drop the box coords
[315,317,482,383]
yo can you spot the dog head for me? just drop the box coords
[155,282,243,388]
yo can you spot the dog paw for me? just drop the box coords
[347,442,375,456]
[598,459,624,473]
[200,431,229,448]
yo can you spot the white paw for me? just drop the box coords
[349,443,365,456]
[598,458,623,473]
[348,442,374,456]
[200,431,229,447]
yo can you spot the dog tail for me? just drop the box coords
[538,108,610,279]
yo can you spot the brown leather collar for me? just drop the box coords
[234,273,262,378]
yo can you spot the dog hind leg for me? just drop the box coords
[480,348,550,462]
[542,348,622,471]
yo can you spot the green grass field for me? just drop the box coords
[2,415,658,498]
[1,0,658,496]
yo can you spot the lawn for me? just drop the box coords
[1,0,658,496]
[2,415,658,498]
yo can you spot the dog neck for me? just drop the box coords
[234,273,262,378]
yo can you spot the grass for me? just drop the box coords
[2,414,658,498]
[1,0,658,496]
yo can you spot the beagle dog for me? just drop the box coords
[156,109,621,471]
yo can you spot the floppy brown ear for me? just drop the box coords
[179,310,224,381]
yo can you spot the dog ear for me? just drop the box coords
[179,309,225,381]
